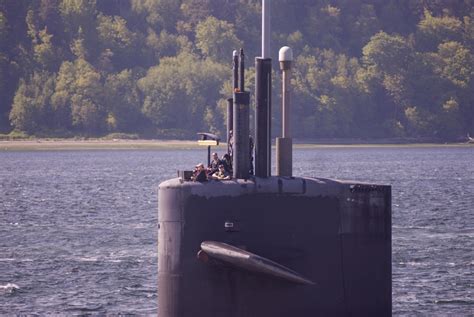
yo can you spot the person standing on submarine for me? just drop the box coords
[208,152,221,175]
[192,163,207,182]
[221,153,232,173]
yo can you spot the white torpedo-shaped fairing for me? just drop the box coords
[199,241,315,285]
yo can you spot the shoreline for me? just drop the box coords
[0,139,472,151]
[0,139,218,151]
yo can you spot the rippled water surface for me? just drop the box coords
[1,146,472,315]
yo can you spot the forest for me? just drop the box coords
[0,0,473,141]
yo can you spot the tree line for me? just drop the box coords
[0,0,473,140]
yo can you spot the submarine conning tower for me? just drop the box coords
[158,1,391,316]
[158,178,391,316]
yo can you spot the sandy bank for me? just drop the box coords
[0,139,228,151]
[0,139,471,151]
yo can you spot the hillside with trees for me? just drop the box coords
[0,0,473,141]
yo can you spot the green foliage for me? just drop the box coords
[179,0,212,34]
[70,27,88,59]
[34,27,58,68]
[292,49,367,137]
[417,9,463,51]
[59,0,97,33]
[434,41,472,88]
[305,4,343,51]
[51,58,105,133]
[1,1,473,140]
[97,14,139,69]
[9,71,55,133]
[0,51,10,130]
[138,51,227,134]
[195,16,242,62]
[363,32,414,76]
[404,106,437,136]
[130,0,180,31]
[5,130,30,139]
[145,29,187,62]
[0,11,6,41]
[348,4,381,56]
[60,0,99,61]
[104,69,143,132]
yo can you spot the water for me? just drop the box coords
[1,146,472,315]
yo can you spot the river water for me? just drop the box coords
[0,146,472,315]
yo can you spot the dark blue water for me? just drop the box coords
[1,146,472,315]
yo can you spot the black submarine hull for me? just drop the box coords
[158,176,391,316]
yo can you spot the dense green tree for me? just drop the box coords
[292,49,368,137]
[433,41,473,88]
[9,71,55,133]
[51,58,104,133]
[145,29,185,63]
[178,0,212,34]
[34,27,59,69]
[363,31,414,77]
[138,51,227,136]
[59,0,97,34]
[104,69,144,132]
[59,0,99,60]
[347,4,381,56]
[362,31,416,126]
[130,0,180,31]
[195,16,242,63]
[304,4,343,51]
[96,13,140,69]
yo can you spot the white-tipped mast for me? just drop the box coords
[255,0,272,177]
[262,0,270,58]
[276,46,293,177]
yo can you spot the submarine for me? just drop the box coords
[157,1,391,316]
